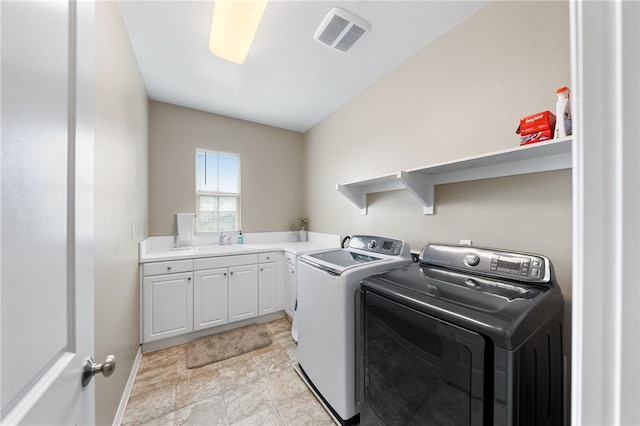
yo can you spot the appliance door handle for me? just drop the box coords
[299,257,341,276]
[464,279,481,289]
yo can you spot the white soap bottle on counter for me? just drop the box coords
[554,86,572,138]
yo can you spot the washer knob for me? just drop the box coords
[368,240,377,249]
[464,254,480,266]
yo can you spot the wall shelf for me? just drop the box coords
[336,137,572,215]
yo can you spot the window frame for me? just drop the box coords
[194,149,241,234]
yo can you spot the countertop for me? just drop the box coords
[139,232,342,263]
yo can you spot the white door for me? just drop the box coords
[228,265,259,322]
[258,262,277,315]
[284,264,296,317]
[1,1,97,424]
[194,268,229,330]
[142,273,194,342]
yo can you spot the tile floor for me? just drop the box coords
[121,317,335,425]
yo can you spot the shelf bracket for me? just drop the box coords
[399,171,434,215]
[336,184,368,215]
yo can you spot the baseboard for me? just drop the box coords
[112,347,143,426]
[141,311,285,353]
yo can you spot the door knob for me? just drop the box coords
[82,355,116,387]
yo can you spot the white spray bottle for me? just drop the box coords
[554,86,572,138]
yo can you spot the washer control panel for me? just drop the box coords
[349,235,405,256]
[421,244,551,284]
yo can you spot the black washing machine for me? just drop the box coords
[360,243,565,425]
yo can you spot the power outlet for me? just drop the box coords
[460,239,472,246]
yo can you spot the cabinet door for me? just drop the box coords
[142,272,193,342]
[193,268,228,330]
[258,262,277,316]
[228,264,259,323]
[285,264,297,317]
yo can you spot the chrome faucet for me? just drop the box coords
[218,229,226,245]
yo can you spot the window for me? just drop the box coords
[195,150,240,233]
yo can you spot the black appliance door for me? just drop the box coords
[362,290,489,425]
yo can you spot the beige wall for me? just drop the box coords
[148,101,304,236]
[303,0,572,328]
[95,2,149,424]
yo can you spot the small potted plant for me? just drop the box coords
[289,217,309,242]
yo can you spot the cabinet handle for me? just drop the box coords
[224,273,227,276]
[188,277,191,281]
[230,272,234,275]
[167,266,172,271]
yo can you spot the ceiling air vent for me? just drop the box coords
[314,7,371,52]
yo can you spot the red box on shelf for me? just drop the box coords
[520,129,553,145]
[518,111,556,135]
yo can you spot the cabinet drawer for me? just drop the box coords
[284,252,297,266]
[194,254,259,271]
[259,252,277,263]
[143,259,193,276]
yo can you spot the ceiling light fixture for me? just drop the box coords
[208,0,268,65]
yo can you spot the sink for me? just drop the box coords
[195,245,256,254]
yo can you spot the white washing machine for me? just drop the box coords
[296,235,412,425]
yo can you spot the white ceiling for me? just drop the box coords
[118,1,488,132]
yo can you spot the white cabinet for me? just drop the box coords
[143,259,193,276]
[258,252,277,316]
[284,252,297,317]
[194,253,260,327]
[142,259,194,342]
[193,268,228,330]
[141,249,296,343]
[228,264,259,323]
